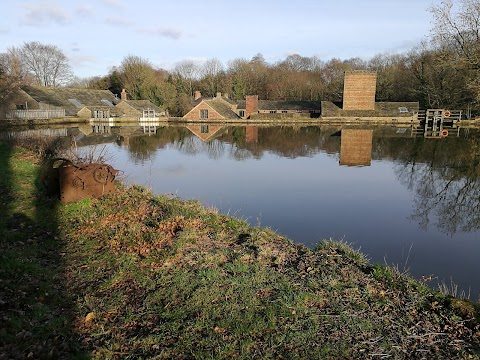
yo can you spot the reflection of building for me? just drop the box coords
[117,127,141,148]
[340,129,373,166]
[185,125,227,142]
[245,126,258,143]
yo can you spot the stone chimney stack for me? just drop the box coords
[121,89,127,101]
[245,95,259,119]
[194,91,202,100]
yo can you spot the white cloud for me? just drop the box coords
[102,0,124,8]
[70,42,81,52]
[155,57,208,71]
[69,54,98,67]
[181,57,209,64]
[137,27,182,40]
[21,1,70,26]
[76,5,95,17]
[105,16,132,27]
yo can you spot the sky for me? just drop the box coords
[0,0,438,79]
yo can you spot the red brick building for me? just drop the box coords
[183,92,240,121]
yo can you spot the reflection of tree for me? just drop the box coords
[177,136,199,156]
[395,137,480,235]
[126,126,190,163]
[229,146,254,161]
[222,126,334,160]
[128,136,160,164]
[174,137,225,160]
[125,125,340,162]
[205,140,224,160]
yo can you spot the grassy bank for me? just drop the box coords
[0,141,479,359]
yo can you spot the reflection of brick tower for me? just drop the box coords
[245,95,259,118]
[340,129,373,166]
[343,71,377,110]
[245,126,258,143]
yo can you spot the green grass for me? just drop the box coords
[1,140,479,359]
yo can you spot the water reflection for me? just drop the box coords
[185,124,227,142]
[2,122,480,296]
[394,135,480,235]
[340,129,373,167]
[73,122,480,237]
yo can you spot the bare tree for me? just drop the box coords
[172,60,199,96]
[430,0,480,68]
[430,0,480,100]
[0,59,22,117]
[1,48,29,82]
[200,58,224,96]
[18,42,72,87]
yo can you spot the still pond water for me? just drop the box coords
[5,123,480,298]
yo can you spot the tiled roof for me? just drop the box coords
[236,100,320,111]
[123,100,163,112]
[320,101,420,117]
[206,99,240,119]
[375,102,419,112]
[21,85,117,116]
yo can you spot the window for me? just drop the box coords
[101,99,114,107]
[68,98,84,108]
[239,110,245,118]
[200,109,208,119]
[282,110,288,113]
[398,107,408,113]
[201,125,209,133]
[270,110,276,114]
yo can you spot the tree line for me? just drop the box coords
[1,0,480,117]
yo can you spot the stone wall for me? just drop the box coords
[115,102,140,117]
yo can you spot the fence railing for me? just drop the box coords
[6,109,66,119]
